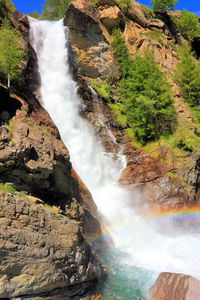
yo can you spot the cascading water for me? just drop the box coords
[29,18,200,299]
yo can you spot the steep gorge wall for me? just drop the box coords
[0,11,105,300]
[64,0,200,211]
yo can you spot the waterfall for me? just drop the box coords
[29,18,200,298]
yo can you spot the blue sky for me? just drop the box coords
[12,0,200,15]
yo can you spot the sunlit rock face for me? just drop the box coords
[64,0,119,78]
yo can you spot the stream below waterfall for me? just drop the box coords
[29,18,200,299]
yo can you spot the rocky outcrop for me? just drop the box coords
[0,87,79,208]
[65,0,180,83]
[64,0,119,78]
[150,272,200,300]
[99,5,124,32]
[119,146,200,209]
[64,0,200,213]
[8,11,41,99]
[0,192,102,299]
[0,84,103,298]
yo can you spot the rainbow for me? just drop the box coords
[143,205,200,220]
[87,221,123,247]
[86,206,200,246]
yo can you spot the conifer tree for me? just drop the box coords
[0,0,15,18]
[175,45,200,106]
[120,52,176,143]
[42,0,70,20]
[176,10,200,40]
[0,19,24,89]
[111,29,176,143]
[151,0,177,12]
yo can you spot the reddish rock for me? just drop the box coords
[119,146,191,209]
[150,272,200,300]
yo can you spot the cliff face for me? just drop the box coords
[64,0,200,211]
[0,11,104,300]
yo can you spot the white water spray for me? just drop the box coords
[29,18,200,287]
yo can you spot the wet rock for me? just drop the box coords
[150,272,200,300]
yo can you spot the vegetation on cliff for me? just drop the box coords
[0,19,24,89]
[110,29,176,144]
[0,0,15,18]
[29,0,71,20]
[172,9,200,40]
[175,45,200,107]
[42,0,70,20]
[151,0,177,12]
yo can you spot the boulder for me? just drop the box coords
[100,6,124,32]
[125,0,148,27]
[150,272,200,300]
[147,19,165,32]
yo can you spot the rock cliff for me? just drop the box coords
[64,0,200,212]
[1,0,200,298]
[0,11,104,299]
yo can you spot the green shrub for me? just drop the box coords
[0,183,16,194]
[175,44,200,106]
[90,79,111,100]
[176,138,193,152]
[176,9,200,40]
[111,28,130,76]
[28,10,42,20]
[116,0,131,9]
[108,102,127,127]
[141,5,156,18]
[145,31,165,45]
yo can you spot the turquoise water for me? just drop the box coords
[95,249,157,300]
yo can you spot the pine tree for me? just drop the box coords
[121,52,176,143]
[111,29,176,144]
[175,45,200,106]
[0,19,24,89]
[42,0,70,20]
[0,0,15,18]
[151,0,177,12]
[176,10,200,40]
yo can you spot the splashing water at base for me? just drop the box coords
[29,18,200,298]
